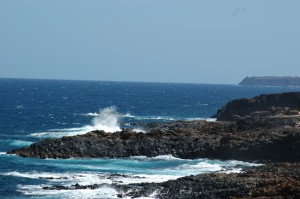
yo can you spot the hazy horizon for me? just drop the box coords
[1,0,299,84]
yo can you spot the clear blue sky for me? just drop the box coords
[1,0,299,84]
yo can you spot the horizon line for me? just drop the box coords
[0,76,237,86]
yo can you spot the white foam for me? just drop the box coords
[18,184,121,199]
[129,174,179,184]
[9,140,33,147]
[2,171,72,180]
[0,152,6,155]
[10,157,263,199]
[132,127,147,133]
[177,162,222,173]
[82,112,99,116]
[226,160,263,167]
[138,116,176,121]
[14,172,174,199]
[130,155,183,161]
[221,168,243,174]
[124,113,135,118]
[128,115,216,122]
[29,127,90,138]
[14,172,167,199]
[185,117,217,122]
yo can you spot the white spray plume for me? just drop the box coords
[91,106,121,133]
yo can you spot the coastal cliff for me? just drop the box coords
[212,92,300,121]
[239,76,300,87]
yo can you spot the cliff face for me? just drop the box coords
[239,76,300,87]
[212,92,300,121]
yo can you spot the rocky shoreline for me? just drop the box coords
[42,163,300,198]
[8,92,300,198]
[9,119,300,162]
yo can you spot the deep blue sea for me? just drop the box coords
[1,78,299,198]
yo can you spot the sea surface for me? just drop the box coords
[0,78,299,198]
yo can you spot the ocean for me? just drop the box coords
[0,78,299,198]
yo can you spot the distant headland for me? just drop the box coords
[239,76,300,87]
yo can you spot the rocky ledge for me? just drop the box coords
[7,119,300,162]
[212,91,300,121]
[42,163,300,198]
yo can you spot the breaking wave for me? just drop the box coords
[2,156,262,199]
[90,106,121,133]
[30,106,122,138]
[30,106,216,139]
[83,111,215,122]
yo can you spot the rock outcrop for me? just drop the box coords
[8,117,300,162]
[212,92,300,121]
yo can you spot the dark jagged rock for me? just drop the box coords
[157,163,300,198]
[239,76,300,87]
[8,118,300,162]
[42,163,300,199]
[212,92,300,121]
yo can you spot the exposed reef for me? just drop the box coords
[239,76,300,87]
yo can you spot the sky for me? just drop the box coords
[0,0,299,84]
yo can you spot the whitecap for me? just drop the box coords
[30,126,106,138]
[132,127,147,133]
[225,160,263,167]
[124,113,135,118]
[18,184,121,199]
[134,116,176,121]
[177,162,223,173]
[82,112,99,116]
[205,118,217,122]
[2,171,71,180]
[9,140,33,147]
[129,155,183,161]
[185,117,217,122]
[221,168,243,174]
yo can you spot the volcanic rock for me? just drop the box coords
[212,92,300,121]
[8,118,300,162]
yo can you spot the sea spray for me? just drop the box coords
[91,106,121,133]
[30,106,122,138]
